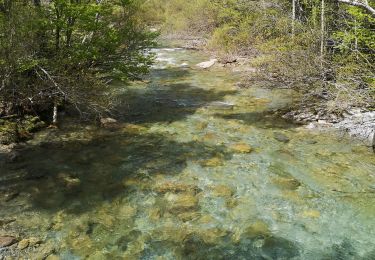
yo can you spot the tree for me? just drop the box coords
[0,0,157,122]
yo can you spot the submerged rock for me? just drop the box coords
[233,221,270,243]
[272,176,301,190]
[195,228,228,244]
[0,218,16,226]
[210,185,234,198]
[154,181,200,194]
[2,190,19,202]
[229,143,253,153]
[28,237,43,247]
[206,101,234,110]
[202,132,220,143]
[274,132,290,143]
[0,236,17,248]
[165,193,199,213]
[300,210,320,219]
[45,255,60,260]
[201,156,224,167]
[34,241,58,260]
[17,239,29,250]
[178,212,201,222]
[119,205,137,219]
[195,121,208,130]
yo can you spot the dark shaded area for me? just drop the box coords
[315,239,375,260]
[117,82,236,124]
[149,68,192,81]
[182,234,299,260]
[141,232,300,260]
[0,130,232,214]
[214,111,300,130]
[0,64,237,214]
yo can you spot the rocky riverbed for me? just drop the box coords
[1,47,374,259]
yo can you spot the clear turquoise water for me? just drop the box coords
[0,48,374,259]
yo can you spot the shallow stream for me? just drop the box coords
[1,48,375,259]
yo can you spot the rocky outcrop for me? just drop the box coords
[283,107,375,148]
[333,110,375,148]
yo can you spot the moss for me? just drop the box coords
[0,121,19,144]
[0,116,46,144]
[21,115,46,133]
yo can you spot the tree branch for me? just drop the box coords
[336,0,375,17]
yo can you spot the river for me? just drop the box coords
[0,47,374,259]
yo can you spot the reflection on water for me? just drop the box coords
[0,48,374,259]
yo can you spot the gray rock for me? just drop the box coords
[100,117,119,128]
[334,110,375,148]
[196,59,217,69]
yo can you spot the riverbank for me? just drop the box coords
[1,37,373,154]
[162,35,375,150]
[0,116,46,157]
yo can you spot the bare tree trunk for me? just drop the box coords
[292,0,296,36]
[320,0,325,71]
[55,6,61,51]
[354,18,358,60]
[52,102,58,125]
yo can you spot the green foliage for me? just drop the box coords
[141,0,374,110]
[0,0,157,118]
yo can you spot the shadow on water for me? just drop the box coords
[117,82,237,124]
[0,130,233,214]
[142,231,300,260]
[214,112,300,130]
[0,65,239,213]
[149,68,192,81]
